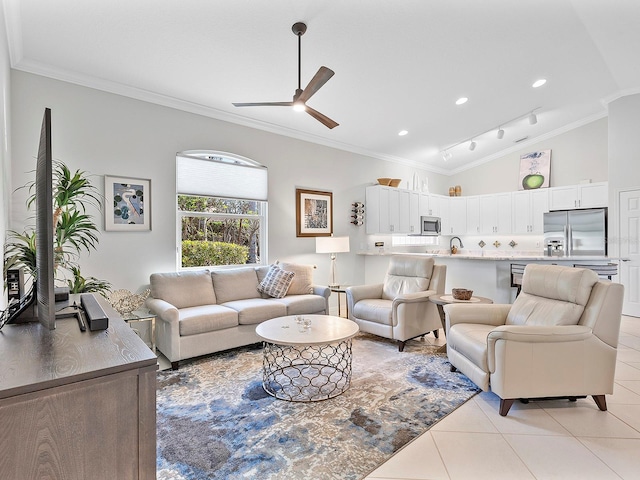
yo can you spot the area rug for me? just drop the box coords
[156,333,480,480]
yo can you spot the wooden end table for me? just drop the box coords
[429,294,493,353]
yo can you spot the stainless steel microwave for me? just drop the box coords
[420,216,441,236]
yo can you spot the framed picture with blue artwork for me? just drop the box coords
[104,175,151,231]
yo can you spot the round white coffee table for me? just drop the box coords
[255,315,359,402]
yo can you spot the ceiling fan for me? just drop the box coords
[233,22,339,129]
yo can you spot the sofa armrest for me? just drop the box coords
[146,297,179,325]
[313,285,331,299]
[444,303,510,333]
[346,284,383,303]
[486,324,594,373]
[392,289,435,307]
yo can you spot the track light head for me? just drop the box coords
[469,140,477,151]
[528,112,538,125]
[497,128,505,139]
[442,151,452,161]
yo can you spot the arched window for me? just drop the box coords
[176,150,268,268]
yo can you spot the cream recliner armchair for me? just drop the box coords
[445,264,624,416]
[346,256,446,351]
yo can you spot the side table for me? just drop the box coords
[122,308,156,353]
[429,294,493,353]
[329,285,350,318]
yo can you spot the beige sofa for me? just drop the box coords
[147,263,330,369]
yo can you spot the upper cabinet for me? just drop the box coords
[366,185,418,234]
[480,192,512,234]
[512,189,549,234]
[548,182,608,210]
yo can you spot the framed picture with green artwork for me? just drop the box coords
[519,150,551,190]
[104,175,151,231]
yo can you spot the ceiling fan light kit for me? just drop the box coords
[233,22,339,129]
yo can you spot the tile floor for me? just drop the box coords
[365,315,640,480]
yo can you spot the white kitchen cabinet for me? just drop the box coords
[366,185,418,234]
[549,182,608,210]
[466,196,481,234]
[512,189,549,234]
[447,197,467,235]
[480,192,512,234]
[408,191,421,234]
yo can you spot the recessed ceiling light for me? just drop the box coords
[532,79,547,88]
[398,130,408,136]
[455,97,468,105]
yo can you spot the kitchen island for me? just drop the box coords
[359,251,621,304]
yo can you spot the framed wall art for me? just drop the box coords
[519,149,551,190]
[296,188,333,237]
[104,175,151,231]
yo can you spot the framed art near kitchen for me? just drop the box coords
[519,150,551,190]
[104,175,151,231]
[296,188,333,237]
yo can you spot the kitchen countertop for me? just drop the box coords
[357,251,621,261]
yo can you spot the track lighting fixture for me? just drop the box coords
[440,107,541,161]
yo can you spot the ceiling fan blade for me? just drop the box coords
[297,66,335,103]
[305,105,339,129]
[232,102,293,107]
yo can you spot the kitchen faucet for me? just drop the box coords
[450,236,464,253]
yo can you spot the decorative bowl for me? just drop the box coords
[452,288,473,301]
[107,288,150,316]
[377,177,392,186]
[389,178,402,187]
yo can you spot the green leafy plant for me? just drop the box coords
[66,266,112,295]
[4,161,111,294]
[181,240,248,267]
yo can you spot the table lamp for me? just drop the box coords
[315,236,350,287]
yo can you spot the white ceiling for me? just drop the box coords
[4,0,640,175]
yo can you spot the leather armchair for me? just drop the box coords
[445,264,624,416]
[346,255,446,351]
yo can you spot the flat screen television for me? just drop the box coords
[35,107,56,329]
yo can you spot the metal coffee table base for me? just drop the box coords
[261,340,354,402]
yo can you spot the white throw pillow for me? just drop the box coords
[257,264,295,299]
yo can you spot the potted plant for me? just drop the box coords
[4,161,111,295]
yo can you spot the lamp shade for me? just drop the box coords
[316,236,350,254]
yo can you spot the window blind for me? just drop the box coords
[176,151,268,201]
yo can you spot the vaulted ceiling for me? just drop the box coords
[4,0,640,174]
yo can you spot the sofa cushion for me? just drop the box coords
[279,262,315,295]
[506,265,599,327]
[211,268,261,304]
[221,298,287,325]
[178,305,238,337]
[352,298,392,325]
[257,264,295,299]
[255,265,272,299]
[150,270,216,309]
[273,294,327,315]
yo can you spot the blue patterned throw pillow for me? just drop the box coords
[257,264,295,299]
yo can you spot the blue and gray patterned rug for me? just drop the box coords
[156,333,480,480]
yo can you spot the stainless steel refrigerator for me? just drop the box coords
[543,208,607,256]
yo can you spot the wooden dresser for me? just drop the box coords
[0,299,157,479]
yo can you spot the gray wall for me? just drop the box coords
[450,117,608,195]
[9,71,447,293]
